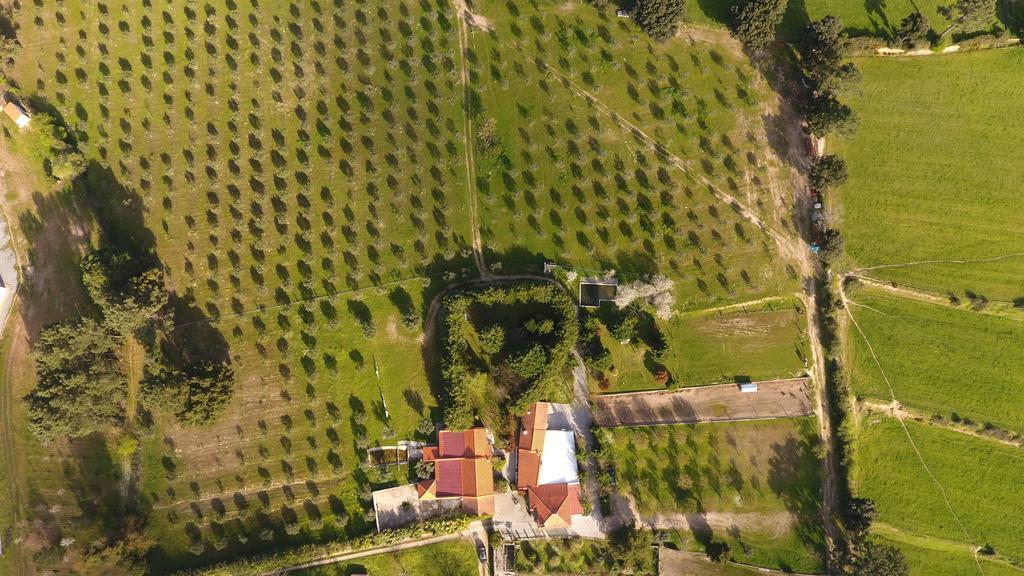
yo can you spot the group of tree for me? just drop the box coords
[440,283,578,435]
[632,0,688,41]
[22,111,87,182]
[836,497,909,576]
[797,16,859,137]
[27,247,234,441]
[730,0,789,50]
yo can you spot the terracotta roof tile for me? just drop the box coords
[527,482,582,527]
[517,449,541,489]
[438,430,467,458]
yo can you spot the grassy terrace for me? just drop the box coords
[875,530,1024,576]
[595,298,808,393]
[833,50,1024,301]
[853,417,1024,564]
[291,541,478,576]
[602,419,825,572]
[846,284,1024,433]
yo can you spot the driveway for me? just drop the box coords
[371,484,463,531]
[0,210,18,335]
[592,378,814,427]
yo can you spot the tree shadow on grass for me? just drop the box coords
[767,431,828,564]
[16,186,95,338]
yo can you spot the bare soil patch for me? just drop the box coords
[593,378,813,427]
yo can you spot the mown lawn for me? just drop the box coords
[832,50,1024,301]
[602,419,825,572]
[853,417,1024,562]
[292,541,479,576]
[596,298,808,393]
[471,1,799,309]
[846,284,1024,433]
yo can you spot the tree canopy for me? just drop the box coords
[809,154,849,189]
[80,249,167,336]
[891,12,931,48]
[633,0,687,42]
[798,17,860,91]
[805,91,856,137]
[26,318,125,441]
[731,0,789,50]
[841,537,909,576]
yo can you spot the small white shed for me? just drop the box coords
[739,382,758,394]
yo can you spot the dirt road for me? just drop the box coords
[592,378,813,427]
[451,0,489,278]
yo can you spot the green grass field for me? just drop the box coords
[874,529,1024,576]
[833,50,1024,301]
[471,2,799,309]
[596,298,808,393]
[291,541,478,576]
[846,284,1024,433]
[602,419,825,572]
[853,417,1024,563]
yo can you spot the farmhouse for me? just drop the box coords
[579,278,618,308]
[416,428,495,515]
[516,402,583,528]
[2,99,31,128]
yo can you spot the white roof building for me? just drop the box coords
[536,429,579,486]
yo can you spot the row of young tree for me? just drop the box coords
[26,247,234,441]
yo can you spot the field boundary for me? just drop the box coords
[858,400,1024,449]
[840,280,985,574]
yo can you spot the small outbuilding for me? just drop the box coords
[3,100,31,128]
[579,278,618,308]
[739,382,759,394]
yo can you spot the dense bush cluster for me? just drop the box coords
[633,0,688,42]
[440,283,579,434]
[730,0,788,50]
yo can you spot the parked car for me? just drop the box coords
[476,539,488,562]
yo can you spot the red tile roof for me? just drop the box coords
[520,402,549,453]
[517,449,541,489]
[421,446,439,462]
[437,428,491,458]
[527,483,583,527]
[418,429,493,511]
